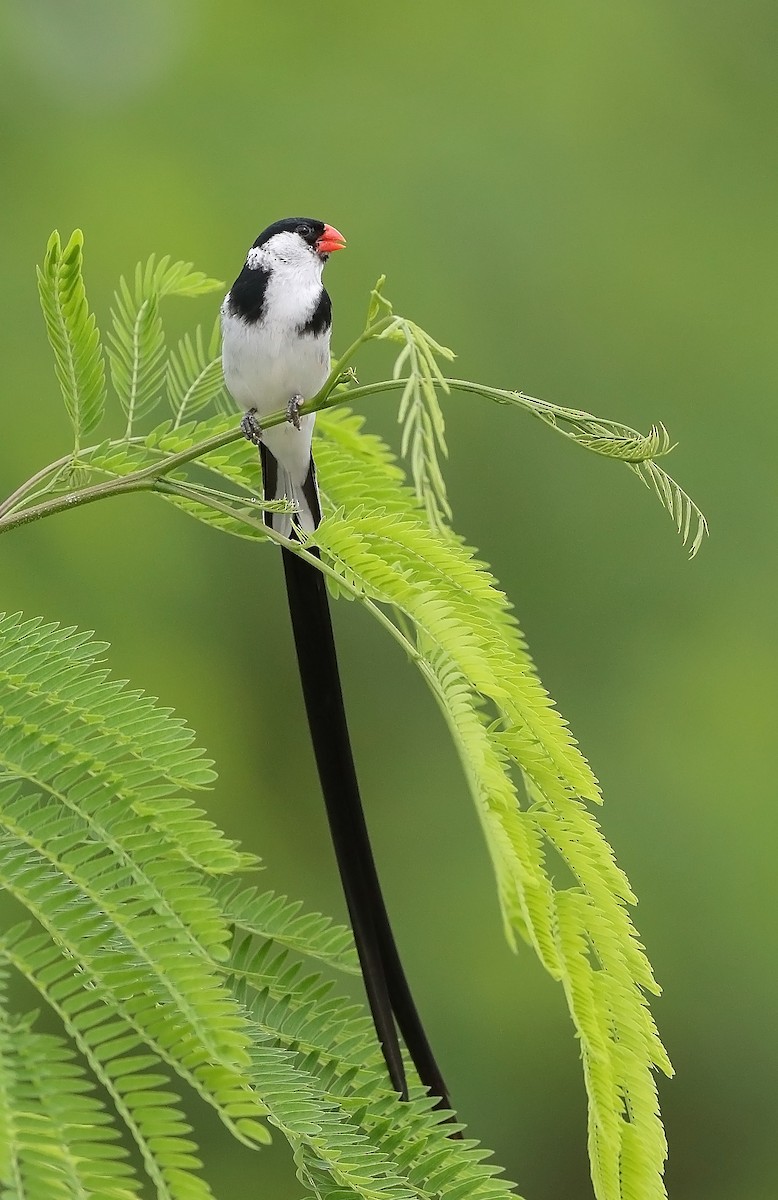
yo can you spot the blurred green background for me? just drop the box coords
[1,2,776,1197]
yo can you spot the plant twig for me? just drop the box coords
[0,326,395,535]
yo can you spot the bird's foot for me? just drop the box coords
[240,408,263,445]
[286,393,305,431]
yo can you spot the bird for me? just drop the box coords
[221,217,454,1115]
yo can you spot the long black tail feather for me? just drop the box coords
[266,443,453,1113]
[281,545,408,1098]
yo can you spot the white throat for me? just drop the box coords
[247,232,324,332]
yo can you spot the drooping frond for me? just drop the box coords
[305,503,671,1198]
[229,950,522,1200]
[108,255,223,435]
[416,648,558,960]
[447,379,707,557]
[375,287,455,532]
[631,458,709,557]
[36,229,106,450]
[0,613,272,1180]
[0,973,139,1199]
[422,652,671,1197]
[0,928,223,1200]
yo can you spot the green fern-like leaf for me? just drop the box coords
[214,879,359,974]
[108,275,166,432]
[230,914,518,1199]
[0,975,139,1199]
[379,315,455,532]
[0,613,271,1171]
[108,256,223,435]
[230,954,521,1200]
[36,229,106,449]
[251,1045,420,1200]
[168,321,228,428]
[0,608,529,1200]
[631,458,709,557]
[0,928,222,1200]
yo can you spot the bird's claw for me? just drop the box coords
[240,409,263,445]
[287,393,305,431]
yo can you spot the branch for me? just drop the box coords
[1,331,704,555]
[0,313,398,536]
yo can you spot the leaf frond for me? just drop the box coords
[378,315,455,532]
[0,974,139,1199]
[231,962,522,1200]
[214,879,359,974]
[446,379,707,556]
[0,930,222,1200]
[36,229,106,450]
[0,613,270,1167]
[108,255,223,436]
[168,321,228,428]
[630,459,709,557]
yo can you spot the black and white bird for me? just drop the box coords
[221,218,454,1117]
[221,217,343,537]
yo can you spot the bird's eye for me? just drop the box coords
[298,224,312,239]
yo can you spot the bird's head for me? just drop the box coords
[246,217,346,273]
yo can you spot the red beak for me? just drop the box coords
[316,224,347,255]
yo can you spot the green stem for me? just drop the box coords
[326,315,394,387]
[0,366,661,538]
[0,454,74,519]
[0,476,159,532]
[0,313,398,535]
[445,378,626,432]
[0,419,266,535]
[319,380,405,408]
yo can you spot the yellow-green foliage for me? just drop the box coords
[36,230,107,450]
[312,414,674,1200]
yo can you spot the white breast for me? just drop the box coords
[221,307,330,417]
[221,255,331,487]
